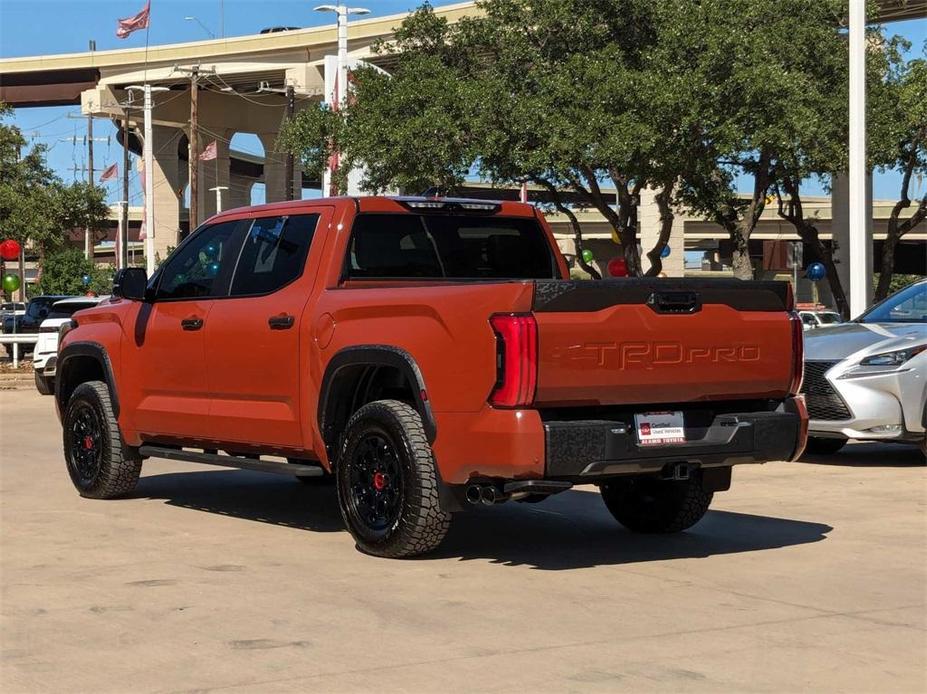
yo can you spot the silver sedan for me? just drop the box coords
[801,279,926,456]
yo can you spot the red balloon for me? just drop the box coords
[607,256,629,277]
[0,239,21,262]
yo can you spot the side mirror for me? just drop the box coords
[112,267,149,301]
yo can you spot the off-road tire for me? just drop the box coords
[336,399,450,558]
[804,437,847,455]
[34,371,53,395]
[600,475,712,534]
[288,457,335,485]
[63,381,141,499]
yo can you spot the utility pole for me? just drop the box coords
[285,84,296,200]
[173,65,213,229]
[87,39,96,258]
[190,67,199,230]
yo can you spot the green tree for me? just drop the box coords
[870,51,927,300]
[670,0,851,280]
[1,103,112,299]
[281,1,686,277]
[35,247,113,296]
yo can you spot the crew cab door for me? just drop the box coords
[204,211,327,449]
[127,219,244,439]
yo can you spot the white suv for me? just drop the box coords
[34,296,108,395]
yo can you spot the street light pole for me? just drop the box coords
[848,0,868,318]
[127,84,169,275]
[315,4,369,196]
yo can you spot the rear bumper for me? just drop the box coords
[543,401,805,481]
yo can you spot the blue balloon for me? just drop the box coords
[806,262,826,282]
[81,274,91,286]
[660,245,671,258]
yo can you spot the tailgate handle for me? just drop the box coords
[647,291,701,314]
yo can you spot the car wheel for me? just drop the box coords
[63,381,141,499]
[34,371,53,395]
[288,457,334,485]
[599,475,712,534]
[804,437,847,455]
[336,399,450,558]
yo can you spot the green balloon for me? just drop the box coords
[2,272,21,293]
[581,249,595,264]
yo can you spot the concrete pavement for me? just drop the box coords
[1,389,925,692]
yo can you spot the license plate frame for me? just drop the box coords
[634,411,686,447]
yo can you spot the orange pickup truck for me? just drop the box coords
[55,196,807,557]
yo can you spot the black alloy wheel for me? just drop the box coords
[347,430,405,536]
[67,400,103,485]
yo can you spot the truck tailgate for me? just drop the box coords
[532,279,796,406]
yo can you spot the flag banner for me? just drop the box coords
[198,140,218,161]
[116,1,151,39]
[99,163,118,182]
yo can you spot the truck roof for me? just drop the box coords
[210,195,538,223]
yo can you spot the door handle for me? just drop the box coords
[268,314,295,330]
[181,317,204,331]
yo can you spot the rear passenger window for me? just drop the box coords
[345,213,556,279]
[230,214,319,296]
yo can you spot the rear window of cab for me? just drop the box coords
[344,213,557,280]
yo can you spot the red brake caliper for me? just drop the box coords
[83,435,94,450]
[372,471,387,491]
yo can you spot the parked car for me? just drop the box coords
[33,296,108,395]
[2,295,71,334]
[802,279,926,455]
[54,196,806,558]
[0,301,26,324]
[2,295,72,357]
[799,310,844,331]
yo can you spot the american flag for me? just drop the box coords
[99,163,118,182]
[116,2,151,40]
[198,141,218,161]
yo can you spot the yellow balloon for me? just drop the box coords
[611,229,621,244]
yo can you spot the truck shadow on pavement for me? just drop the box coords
[435,490,831,569]
[134,470,831,570]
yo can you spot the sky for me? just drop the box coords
[1,1,925,208]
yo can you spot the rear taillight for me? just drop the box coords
[489,313,538,408]
[788,311,804,395]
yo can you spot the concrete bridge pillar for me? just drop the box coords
[149,125,184,262]
[258,132,287,203]
[228,171,254,210]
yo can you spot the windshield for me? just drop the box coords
[859,282,927,324]
[48,302,97,319]
[819,313,842,324]
[26,298,59,318]
[345,214,557,280]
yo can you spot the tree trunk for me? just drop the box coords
[776,178,850,318]
[532,178,602,279]
[644,182,675,277]
[730,231,753,280]
[875,221,900,301]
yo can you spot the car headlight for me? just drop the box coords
[839,344,927,379]
[859,344,926,367]
[58,319,76,342]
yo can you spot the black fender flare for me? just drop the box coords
[56,341,120,416]
[318,345,436,446]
